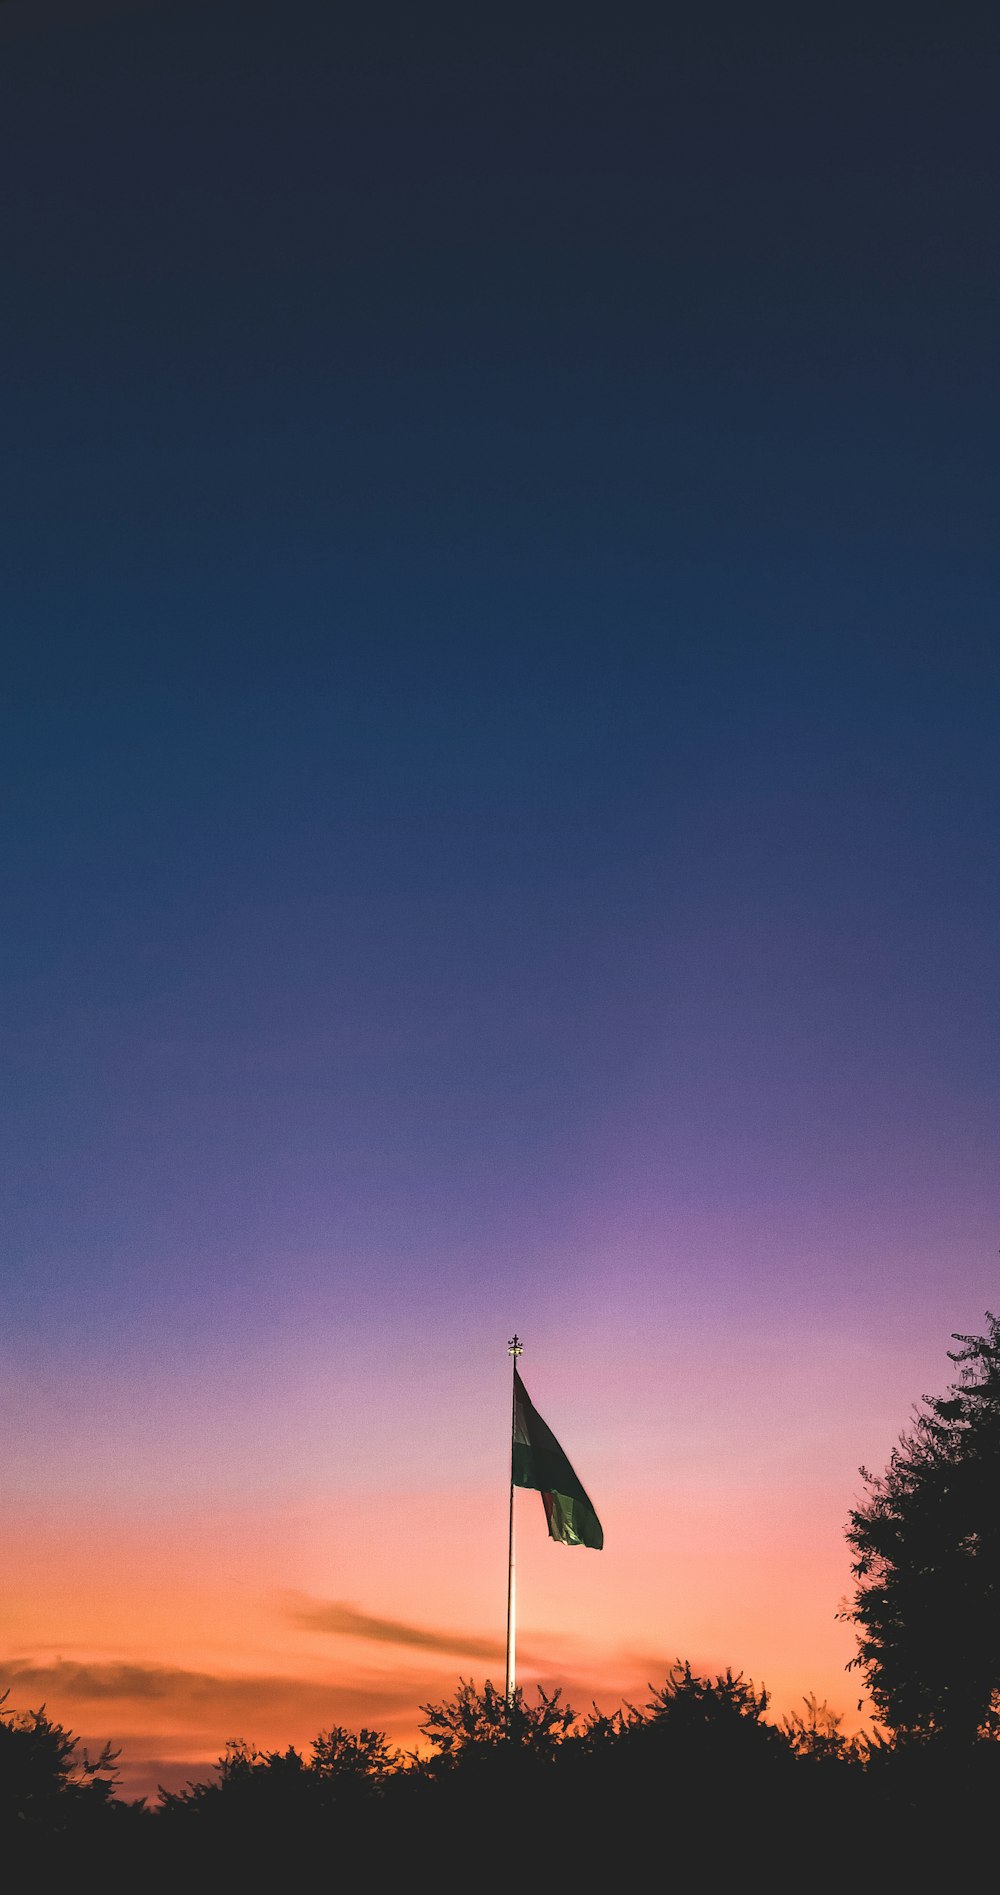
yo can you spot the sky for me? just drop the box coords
[2,0,999,1801]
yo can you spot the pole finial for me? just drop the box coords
[507,1333,522,1357]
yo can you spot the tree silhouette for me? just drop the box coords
[643,1660,772,1730]
[0,1691,123,1830]
[158,1738,310,1825]
[844,1313,1000,1743]
[418,1677,575,1767]
[310,1724,397,1785]
[159,1723,399,1829]
[621,1659,789,1775]
[780,1693,862,1763]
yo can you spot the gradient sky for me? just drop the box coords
[3,0,999,1800]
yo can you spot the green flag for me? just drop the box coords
[512,1367,603,1550]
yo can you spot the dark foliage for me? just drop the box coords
[780,1692,864,1763]
[635,1659,782,1751]
[155,1722,402,1877]
[158,1722,398,1822]
[844,1313,1000,1743]
[4,1667,1000,1886]
[418,1676,575,1765]
[0,1690,124,1830]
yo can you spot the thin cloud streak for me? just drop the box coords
[1,1658,415,1723]
[284,1593,506,1662]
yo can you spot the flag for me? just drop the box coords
[512,1367,603,1549]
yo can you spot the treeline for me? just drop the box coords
[3,1666,999,1884]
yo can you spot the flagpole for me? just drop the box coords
[505,1333,522,1702]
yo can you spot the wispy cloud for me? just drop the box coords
[0,1658,414,1724]
[283,1593,505,1662]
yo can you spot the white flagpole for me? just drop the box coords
[505,1333,522,1702]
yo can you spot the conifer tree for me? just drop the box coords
[845,1314,1000,1742]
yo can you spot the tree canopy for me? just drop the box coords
[844,1313,1000,1742]
[418,1677,575,1768]
[0,1693,121,1830]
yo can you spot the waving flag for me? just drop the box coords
[512,1366,603,1550]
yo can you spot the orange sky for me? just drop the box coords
[8,1276,994,1802]
[6,1459,868,1802]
